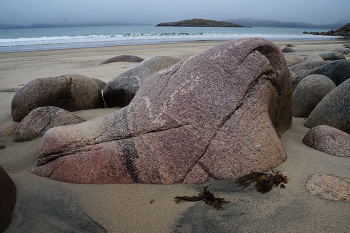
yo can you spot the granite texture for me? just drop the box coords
[11,74,105,122]
[30,38,292,184]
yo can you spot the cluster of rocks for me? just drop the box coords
[287,45,350,201]
[1,39,349,230]
[303,23,350,39]
[26,38,293,185]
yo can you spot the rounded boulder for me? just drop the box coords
[11,74,105,122]
[293,74,336,117]
[305,78,350,133]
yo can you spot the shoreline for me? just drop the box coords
[0,36,346,54]
[1,39,349,233]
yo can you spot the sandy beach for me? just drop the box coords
[1,39,349,232]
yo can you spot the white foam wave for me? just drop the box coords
[0,32,340,48]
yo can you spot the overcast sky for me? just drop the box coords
[1,0,349,26]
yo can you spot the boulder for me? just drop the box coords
[293,75,335,117]
[0,121,19,136]
[306,173,350,201]
[293,60,350,90]
[302,125,350,157]
[319,52,346,60]
[0,165,16,232]
[103,56,181,107]
[11,74,105,122]
[14,106,86,142]
[304,78,350,133]
[100,55,144,65]
[30,38,292,185]
[289,60,331,73]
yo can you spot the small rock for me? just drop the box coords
[319,52,346,60]
[282,47,295,53]
[302,125,350,157]
[0,121,19,136]
[14,106,86,142]
[306,173,350,201]
[100,55,144,65]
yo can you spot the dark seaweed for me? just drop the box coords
[174,186,230,210]
[234,170,288,193]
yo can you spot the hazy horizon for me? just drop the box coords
[1,0,349,26]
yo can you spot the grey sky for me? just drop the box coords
[1,0,349,26]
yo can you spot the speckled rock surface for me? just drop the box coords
[293,75,335,117]
[0,165,16,232]
[293,60,350,90]
[14,106,86,142]
[302,125,350,157]
[284,55,304,67]
[305,78,350,133]
[30,38,292,184]
[319,52,346,60]
[11,74,105,122]
[0,121,19,136]
[90,78,107,90]
[306,173,350,201]
[289,60,331,73]
[103,56,181,107]
[100,55,144,65]
[303,54,323,61]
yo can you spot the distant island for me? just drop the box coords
[156,18,244,27]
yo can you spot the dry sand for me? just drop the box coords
[0,39,349,233]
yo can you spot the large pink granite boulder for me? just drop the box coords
[11,74,105,122]
[30,38,292,184]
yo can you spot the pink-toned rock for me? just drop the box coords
[302,125,350,157]
[306,173,350,201]
[0,165,16,232]
[284,55,304,67]
[11,74,105,122]
[30,38,292,184]
[0,121,19,136]
[289,60,331,73]
[14,106,86,142]
[100,55,144,65]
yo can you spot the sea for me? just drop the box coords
[0,25,341,53]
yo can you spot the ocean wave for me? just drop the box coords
[0,31,339,48]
